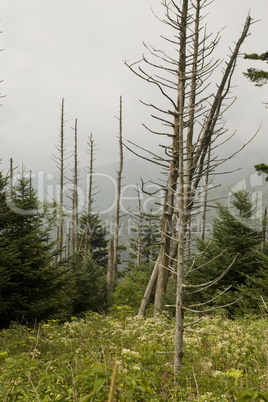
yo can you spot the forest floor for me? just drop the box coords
[0,309,267,401]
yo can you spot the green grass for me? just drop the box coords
[0,310,267,401]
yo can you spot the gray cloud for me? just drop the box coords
[0,0,267,174]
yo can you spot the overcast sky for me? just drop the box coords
[0,0,267,175]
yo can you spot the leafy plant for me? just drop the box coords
[237,388,268,401]
[0,314,267,400]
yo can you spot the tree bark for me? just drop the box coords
[262,206,267,253]
[54,98,65,264]
[107,237,114,303]
[72,119,79,254]
[136,186,142,268]
[126,0,252,371]
[84,134,94,259]
[113,96,123,278]
[138,251,160,317]
[201,144,211,240]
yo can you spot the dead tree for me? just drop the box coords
[136,186,143,268]
[113,96,123,278]
[107,238,114,302]
[53,98,67,263]
[66,226,71,264]
[72,119,79,254]
[125,0,252,371]
[84,134,95,259]
[201,143,211,240]
[9,158,14,198]
[262,206,267,253]
[107,97,124,302]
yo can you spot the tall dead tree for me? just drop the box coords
[53,98,67,263]
[107,237,114,302]
[107,96,124,301]
[201,143,212,240]
[9,158,14,199]
[262,206,267,253]
[136,186,143,268]
[72,119,79,254]
[84,134,95,259]
[113,96,123,277]
[125,0,251,371]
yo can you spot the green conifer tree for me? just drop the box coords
[187,190,268,314]
[254,163,268,182]
[0,171,16,320]
[129,210,160,266]
[243,51,268,86]
[78,212,108,267]
[70,254,107,315]
[0,170,72,327]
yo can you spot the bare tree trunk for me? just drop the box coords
[136,186,143,268]
[54,98,65,264]
[201,144,211,240]
[113,96,123,279]
[173,0,188,371]
[29,170,32,197]
[153,132,180,315]
[153,250,170,316]
[66,226,71,268]
[9,158,13,198]
[72,119,79,254]
[107,238,114,303]
[138,251,161,316]
[174,214,186,371]
[126,0,251,371]
[84,134,94,259]
[262,206,267,253]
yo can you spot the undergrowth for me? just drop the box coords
[0,309,267,401]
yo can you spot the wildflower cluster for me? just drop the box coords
[0,313,267,400]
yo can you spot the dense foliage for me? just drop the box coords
[0,171,73,328]
[0,313,267,400]
[129,210,161,265]
[187,192,268,315]
[78,212,108,267]
[70,253,107,315]
[255,163,268,182]
[243,51,268,86]
[0,170,107,328]
[112,262,155,312]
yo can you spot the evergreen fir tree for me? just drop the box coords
[70,254,107,315]
[129,210,160,266]
[0,170,72,328]
[243,51,268,86]
[187,190,267,314]
[112,262,155,312]
[78,212,108,267]
[0,171,16,320]
[254,163,268,182]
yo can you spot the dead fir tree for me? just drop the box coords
[107,96,124,301]
[127,186,144,268]
[113,96,124,277]
[71,119,79,254]
[53,98,68,263]
[9,158,16,199]
[200,143,211,240]
[125,0,252,371]
[262,206,267,253]
[83,133,95,258]
[107,237,114,302]
[136,185,143,268]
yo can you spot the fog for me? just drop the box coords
[0,0,267,176]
